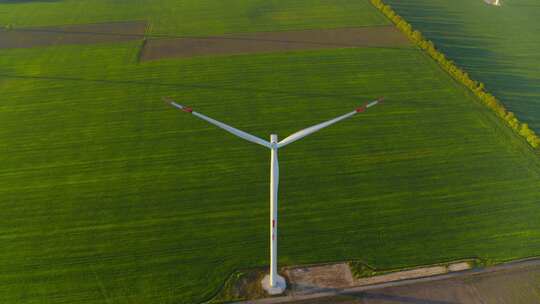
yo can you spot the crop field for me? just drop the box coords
[0,21,146,49]
[0,0,388,36]
[2,1,540,304]
[385,0,540,133]
[140,26,410,61]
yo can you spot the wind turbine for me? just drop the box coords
[165,97,383,294]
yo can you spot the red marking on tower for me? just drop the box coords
[356,106,366,113]
[272,220,275,228]
[182,107,193,113]
[272,234,275,240]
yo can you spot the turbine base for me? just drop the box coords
[261,274,286,295]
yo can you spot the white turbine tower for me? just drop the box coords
[166,97,383,294]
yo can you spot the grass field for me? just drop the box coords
[3,42,540,303]
[2,1,540,303]
[385,0,540,133]
[0,0,388,36]
[0,21,146,49]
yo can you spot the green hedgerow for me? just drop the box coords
[371,0,540,150]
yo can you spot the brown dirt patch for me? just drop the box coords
[140,26,410,61]
[290,264,540,304]
[354,265,448,286]
[286,263,355,295]
[447,262,471,272]
[0,21,146,49]
[284,262,471,297]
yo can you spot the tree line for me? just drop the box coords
[370,0,540,149]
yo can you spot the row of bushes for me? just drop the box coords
[370,0,540,149]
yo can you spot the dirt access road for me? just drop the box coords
[238,258,540,304]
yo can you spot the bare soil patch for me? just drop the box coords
[0,21,146,49]
[140,26,410,61]
[281,261,472,298]
[285,263,355,295]
[289,262,540,304]
[354,265,448,286]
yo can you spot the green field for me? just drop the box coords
[2,1,540,304]
[385,0,540,133]
[0,0,388,36]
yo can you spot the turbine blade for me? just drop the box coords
[166,98,271,149]
[278,111,356,148]
[192,112,271,148]
[366,96,383,108]
[278,97,382,148]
